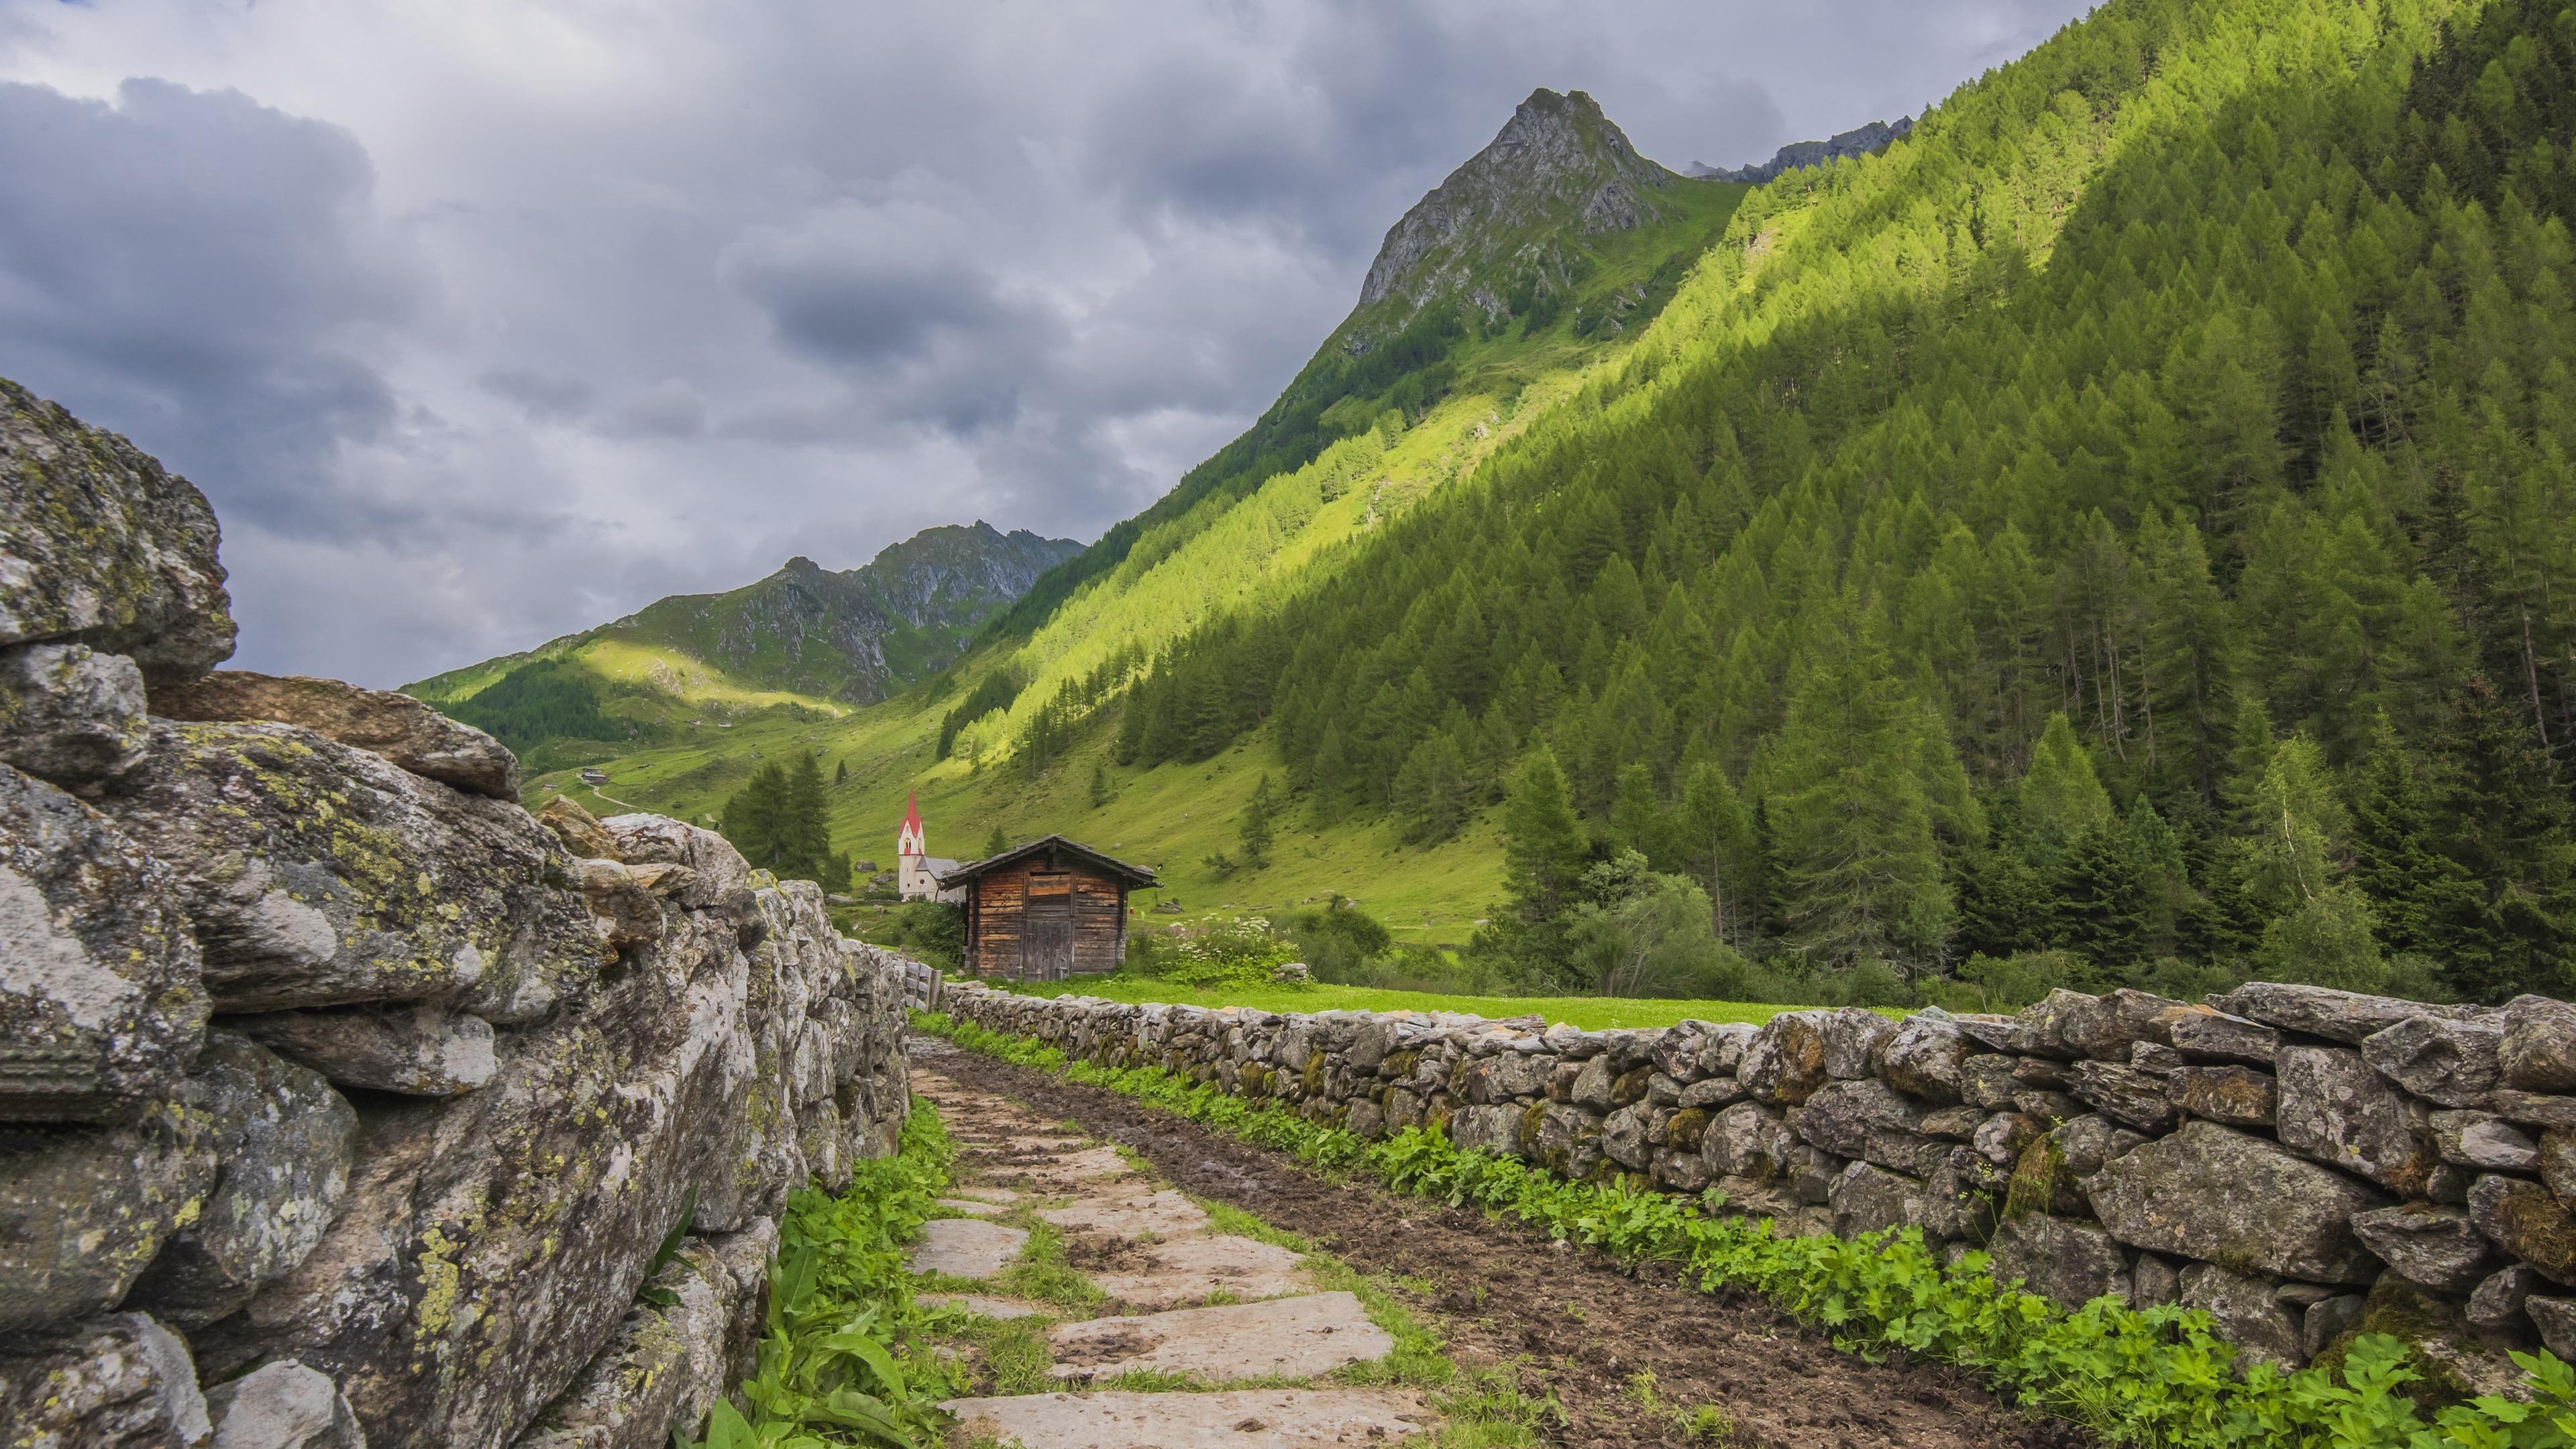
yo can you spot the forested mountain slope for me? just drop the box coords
[406,521,1075,757]
[1096,0,2576,1003]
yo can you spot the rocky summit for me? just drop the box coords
[1356,87,1684,319]
[0,378,914,1449]
[1687,115,1915,184]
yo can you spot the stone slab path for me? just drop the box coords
[940,1388,1432,1449]
[912,1046,1434,1447]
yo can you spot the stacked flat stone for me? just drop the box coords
[1,378,913,1449]
[941,979,2576,1393]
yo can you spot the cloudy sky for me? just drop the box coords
[0,0,2086,688]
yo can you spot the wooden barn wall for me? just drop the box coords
[967,856,1130,979]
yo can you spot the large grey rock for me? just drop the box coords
[2492,1090,2576,1130]
[124,1034,357,1327]
[2084,1121,2388,1283]
[2501,996,2576,1092]
[0,1311,212,1449]
[2058,989,2195,1060]
[0,763,208,1120]
[2469,1173,2576,1285]
[2350,1203,2498,1293]
[1738,1010,1830,1105]
[1792,1078,1939,1174]
[2276,1044,2438,1195]
[0,643,150,791]
[2529,1296,2576,1361]
[1701,1101,1797,1181]
[1567,1053,1617,1110]
[2467,1264,2546,1334]
[1960,1053,2019,1109]
[2306,1293,2368,1360]
[519,1224,772,1449]
[206,1361,364,1449]
[2364,1015,2505,1109]
[2065,1060,2178,1133]
[1989,1212,2130,1310]
[2169,1009,2278,1064]
[2180,1263,2304,1369]
[2011,1114,2118,1218]
[1449,1103,1524,1157]
[1827,1161,1929,1238]
[1648,1020,1715,1082]
[2165,1065,2277,1126]
[0,1101,215,1333]
[1955,991,2088,1060]
[185,879,898,1449]
[1601,1102,1652,1169]
[1532,1101,1605,1177]
[153,671,520,801]
[1881,1018,1967,1102]
[1694,1021,1758,1078]
[2432,1110,2540,1171]
[1820,1008,1895,1079]
[103,720,603,1018]
[0,377,236,680]
[2545,1128,2574,1203]
[229,1002,498,1097]
[2210,983,2485,1044]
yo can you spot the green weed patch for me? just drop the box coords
[917,1010,2576,1449]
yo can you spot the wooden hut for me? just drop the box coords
[935,836,1159,982]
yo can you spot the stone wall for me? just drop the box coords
[939,978,2576,1391]
[1,378,913,1449]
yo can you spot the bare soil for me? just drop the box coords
[918,1036,2090,1449]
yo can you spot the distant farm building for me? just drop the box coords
[578,768,609,785]
[937,837,1157,981]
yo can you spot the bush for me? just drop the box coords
[859,902,965,973]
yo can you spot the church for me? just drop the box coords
[895,792,965,902]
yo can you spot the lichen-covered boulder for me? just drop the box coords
[1826,1161,1931,1238]
[1739,1011,1830,1105]
[1792,1078,1940,1175]
[2501,996,2576,1092]
[0,763,208,1121]
[2363,1015,2504,1109]
[2065,1061,2178,1134]
[2168,1008,2277,1064]
[152,670,521,800]
[2544,1128,2574,1204]
[103,720,602,1018]
[0,1311,211,1449]
[517,1222,774,1449]
[0,643,150,792]
[2180,1263,2303,1368]
[1449,1103,1523,1158]
[2165,1065,2277,1128]
[205,1360,364,1449]
[2276,1044,2437,1195]
[2057,989,2196,1060]
[1819,1008,1894,1080]
[2084,1121,2388,1283]
[123,1034,356,1328]
[1701,1101,1798,1181]
[1694,1022,1758,1078]
[2211,982,2485,1044]
[2469,1174,2576,1285]
[1881,1018,1967,1103]
[1989,1212,2130,1310]
[2351,1203,2498,1293]
[2432,1110,2539,1171]
[0,377,235,680]
[229,1001,498,1096]
[0,1101,216,1334]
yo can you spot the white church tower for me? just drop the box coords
[897,791,960,901]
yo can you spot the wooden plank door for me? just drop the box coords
[1026,872,1074,981]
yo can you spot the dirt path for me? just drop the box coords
[916,1035,2085,1449]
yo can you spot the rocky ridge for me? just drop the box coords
[1688,116,1915,184]
[1,378,913,1449]
[935,978,2576,1395]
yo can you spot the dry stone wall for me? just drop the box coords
[1,377,912,1449]
[939,978,2576,1392]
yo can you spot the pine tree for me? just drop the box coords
[983,824,1011,859]
[1089,763,1113,809]
[2021,712,2115,846]
[1670,761,1757,945]
[834,759,848,786]
[1240,774,1277,869]
[2425,676,2576,1000]
[1501,746,1587,925]
[1607,763,1667,867]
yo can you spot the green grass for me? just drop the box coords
[999,977,1838,1029]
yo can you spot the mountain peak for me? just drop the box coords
[1356,87,1680,314]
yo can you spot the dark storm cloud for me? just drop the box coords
[0,79,431,540]
[1,1,2093,686]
